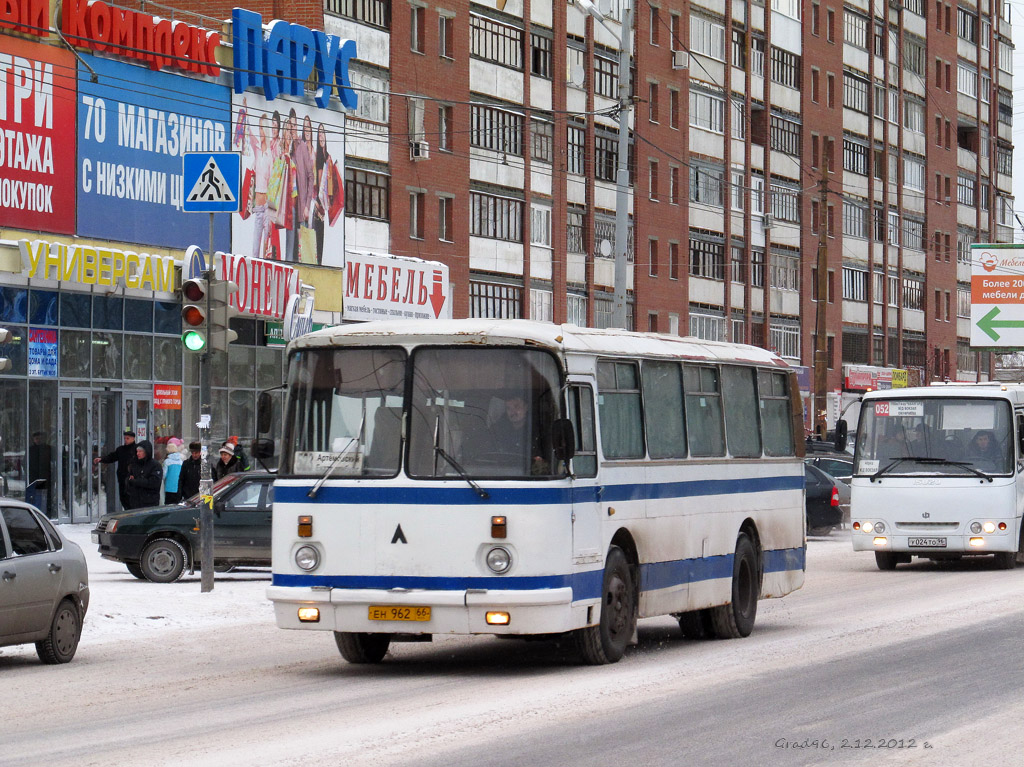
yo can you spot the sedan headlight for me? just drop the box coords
[295,545,320,571]
[485,546,512,574]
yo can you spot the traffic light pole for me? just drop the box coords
[199,265,215,594]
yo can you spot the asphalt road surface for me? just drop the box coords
[4,534,1023,767]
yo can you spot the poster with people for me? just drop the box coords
[230,92,346,268]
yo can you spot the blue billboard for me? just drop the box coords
[76,54,232,251]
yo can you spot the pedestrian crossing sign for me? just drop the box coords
[182,152,241,212]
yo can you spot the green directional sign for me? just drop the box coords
[976,306,1024,343]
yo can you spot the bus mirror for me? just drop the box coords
[257,392,273,434]
[835,420,848,453]
[551,419,576,462]
[251,438,275,460]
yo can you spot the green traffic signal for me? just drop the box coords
[182,329,207,352]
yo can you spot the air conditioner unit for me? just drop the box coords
[410,140,430,160]
[672,50,689,70]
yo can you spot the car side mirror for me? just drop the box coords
[551,418,576,463]
[834,419,848,453]
[251,438,275,460]
[257,391,273,435]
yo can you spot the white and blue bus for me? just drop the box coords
[849,384,1024,570]
[263,320,806,664]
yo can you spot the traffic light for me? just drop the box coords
[181,276,209,353]
[0,327,11,372]
[208,277,240,353]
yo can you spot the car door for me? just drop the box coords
[214,479,272,560]
[0,506,62,638]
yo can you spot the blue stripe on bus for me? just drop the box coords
[271,546,805,600]
[273,474,804,506]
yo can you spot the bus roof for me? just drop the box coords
[862,383,1024,401]
[289,319,790,367]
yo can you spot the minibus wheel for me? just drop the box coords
[334,632,391,663]
[574,545,636,664]
[875,551,899,571]
[709,533,759,639]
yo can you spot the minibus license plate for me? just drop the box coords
[908,537,946,547]
[368,606,431,622]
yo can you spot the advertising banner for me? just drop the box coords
[0,37,76,234]
[970,244,1024,348]
[27,327,58,377]
[230,91,346,268]
[76,54,232,250]
[343,251,451,321]
[154,384,182,409]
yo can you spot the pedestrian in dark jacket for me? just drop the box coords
[178,441,204,500]
[211,442,241,481]
[93,430,137,510]
[126,439,163,509]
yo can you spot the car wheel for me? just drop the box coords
[875,551,899,571]
[140,538,188,583]
[334,632,391,663]
[708,533,759,639]
[574,546,636,664]
[36,598,81,664]
[126,562,146,580]
[809,526,834,536]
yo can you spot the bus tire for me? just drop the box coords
[993,551,1017,570]
[875,551,899,571]
[574,546,636,665]
[334,632,391,663]
[676,609,714,639]
[709,533,759,639]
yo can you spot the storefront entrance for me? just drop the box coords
[56,390,150,523]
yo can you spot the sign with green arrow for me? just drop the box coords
[976,307,1024,343]
[970,244,1024,348]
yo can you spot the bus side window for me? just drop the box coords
[1017,414,1024,459]
[759,370,795,457]
[596,361,644,459]
[722,365,762,458]
[683,365,725,457]
[568,385,597,477]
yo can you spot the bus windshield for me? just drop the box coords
[854,397,1014,476]
[282,345,565,480]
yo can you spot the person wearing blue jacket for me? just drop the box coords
[163,438,184,504]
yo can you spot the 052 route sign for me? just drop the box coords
[969,244,1024,347]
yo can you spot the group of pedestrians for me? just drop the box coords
[95,430,250,511]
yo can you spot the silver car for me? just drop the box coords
[0,501,90,663]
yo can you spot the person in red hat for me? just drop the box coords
[226,435,250,472]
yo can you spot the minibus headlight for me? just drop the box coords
[873,522,885,534]
[862,521,874,533]
[485,547,512,574]
[970,522,982,534]
[983,522,996,534]
[295,545,320,571]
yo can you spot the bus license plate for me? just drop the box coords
[908,537,946,548]
[368,605,431,622]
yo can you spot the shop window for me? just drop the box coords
[93,296,124,330]
[229,345,256,389]
[30,291,57,326]
[154,338,182,383]
[126,299,154,332]
[60,331,90,378]
[0,288,27,323]
[154,301,181,335]
[256,347,285,390]
[60,294,91,328]
[92,332,122,380]
[0,326,27,376]
[124,335,152,381]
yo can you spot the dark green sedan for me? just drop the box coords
[92,472,274,582]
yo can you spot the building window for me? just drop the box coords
[750,37,765,76]
[345,168,390,221]
[649,239,659,277]
[409,190,424,238]
[530,118,553,163]
[903,99,925,134]
[770,48,801,89]
[843,139,868,175]
[670,166,680,205]
[842,199,868,239]
[567,206,586,254]
[567,293,587,325]
[842,267,868,302]
[470,104,523,155]
[469,281,522,318]
[325,0,389,30]
[649,6,660,45]
[438,12,454,58]
[648,82,659,123]
[531,205,551,248]
[669,88,679,129]
[530,288,553,322]
[567,123,585,175]
[594,133,618,182]
[769,184,800,223]
[770,324,800,359]
[470,191,523,241]
[531,32,552,78]
[902,277,923,311]
[410,5,425,53]
[669,241,679,279]
[689,238,725,280]
[957,63,978,98]
[690,89,725,133]
[843,72,869,113]
[690,15,725,60]
[904,0,924,15]
[771,0,801,21]
[690,163,724,207]
[594,53,618,99]
[769,115,801,156]
[438,196,453,242]
[470,13,523,69]
[903,37,925,76]
[904,155,925,191]
[649,160,659,201]
[689,312,724,341]
[438,104,453,152]
[770,251,800,291]
[957,174,977,207]
[844,10,868,49]
[958,8,978,42]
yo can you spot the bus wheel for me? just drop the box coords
[709,533,759,639]
[334,632,391,663]
[574,546,636,664]
[676,609,714,639]
[875,551,899,571]
[993,551,1017,570]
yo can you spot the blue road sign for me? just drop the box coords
[183,152,241,213]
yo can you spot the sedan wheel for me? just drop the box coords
[36,599,81,664]
[140,538,188,583]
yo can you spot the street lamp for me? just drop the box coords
[574,0,633,329]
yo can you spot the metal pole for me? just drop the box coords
[200,220,215,592]
[612,1,633,330]
[813,176,829,440]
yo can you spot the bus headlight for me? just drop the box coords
[873,522,885,534]
[862,521,874,533]
[983,522,996,534]
[295,545,320,571]
[485,547,512,574]
[971,522,982,534]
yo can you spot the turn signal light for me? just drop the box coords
[491,516,507,538]
[486,611,510,625]
[298,515,313,537]
[970,537,985,547]
[297,607,320,622]
[873,537,887,546]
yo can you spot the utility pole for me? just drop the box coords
[813,172,830,440]
[611,0,633,330]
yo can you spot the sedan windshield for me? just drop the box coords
[854,397,1013,476]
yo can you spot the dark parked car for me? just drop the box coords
[805,464,843,535]
[806,453,854,483]
[92,472,274,583]
[1,500,90,663]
